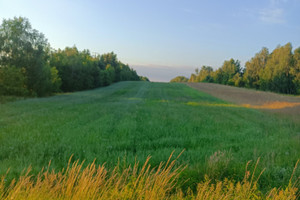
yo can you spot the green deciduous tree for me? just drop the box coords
[50,48,143,92]
[139,76,150,81]
[231,72,244,87]
[50,46,100,92]
[260,43,295,94]
[292,47,300,94]
[219,58,241,85]
[0,66,28,96]
[183,43,300,94]
[0,17,52,96]
[188,74,197,82]
[197,66,214,82]
[0,17,147,96]
[244,47,269,89]
[212,69,223,84]
[170,76,189,82]
[99,52,140,83]
[105,64,115,85]
[50,67,62,93]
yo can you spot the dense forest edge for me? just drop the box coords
[0,17,149,98]
[171,43,300,95]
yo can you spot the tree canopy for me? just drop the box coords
[0,17,52,96]
[170,76,189,83]
[243,47,269,89]
[179,43,300,95]
[0,17,147,96]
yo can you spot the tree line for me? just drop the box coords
[171,43,300,95]
[0,17,148,97]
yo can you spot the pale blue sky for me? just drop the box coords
[1,0,300,81]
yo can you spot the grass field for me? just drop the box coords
[0,81,299,193]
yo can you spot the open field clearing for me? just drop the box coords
[0,81,299,195]
[186,82,300,115]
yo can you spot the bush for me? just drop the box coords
[0,66,29,96]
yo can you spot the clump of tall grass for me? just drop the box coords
[206,150,233,179]
[186,159,299,200]
[0,153,298,200]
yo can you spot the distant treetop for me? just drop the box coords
[170,76,189,83]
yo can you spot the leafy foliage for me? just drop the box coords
[292,47,300,94]
[139,76,150,81]
[182,43,300,94]
[0,17,146,96]
[0,17,52,96]
[260,43,295,94]
[190,66,214,83]
[0,66,28,96]
[244,47,269,89]
[170,76,189,82]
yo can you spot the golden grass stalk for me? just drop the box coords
[0,153,298,200]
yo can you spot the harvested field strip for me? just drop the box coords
[186,82,300,114]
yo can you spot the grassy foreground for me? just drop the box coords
[0,81,299,194]
[0,153,298,199]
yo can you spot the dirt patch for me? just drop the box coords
[186,82,300,115]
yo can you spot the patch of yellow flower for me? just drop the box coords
[242,101,300,109]
[186,102,241,108]
[186,101,300,110]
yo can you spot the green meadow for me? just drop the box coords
[0,81,299,191]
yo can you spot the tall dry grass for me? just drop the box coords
[0,152,298,200]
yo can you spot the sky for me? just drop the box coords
[1,0,300,81]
